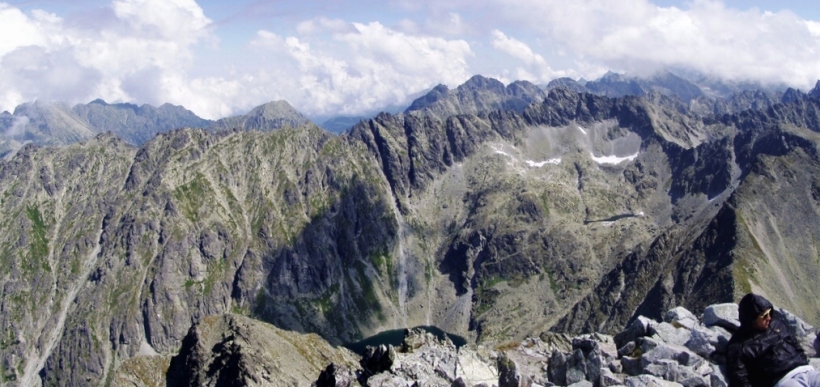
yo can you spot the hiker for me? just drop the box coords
[727,293,820,387]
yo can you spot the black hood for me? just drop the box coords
[738,293,773,327]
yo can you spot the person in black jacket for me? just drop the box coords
[727,293,820,387]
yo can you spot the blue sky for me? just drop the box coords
[2,0,820,120]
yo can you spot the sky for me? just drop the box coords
[1,0,820,120]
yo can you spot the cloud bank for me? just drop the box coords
[0,0,819,119]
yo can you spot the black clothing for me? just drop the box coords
[738,293,773,326]
[727,294,809,387]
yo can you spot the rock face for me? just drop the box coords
[2,75,820,386]
[164,314,358,387]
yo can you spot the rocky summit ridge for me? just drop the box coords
[135,301,820,386]
[304,302,820,387]
[2,74,820,386]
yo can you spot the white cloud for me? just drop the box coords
[296,17,357,35]
[481,0,820,88]
[490,30,564,82]
[7,116,30,138]
[0,0,216,116]
[3,0,820,121]
[247,22,473,117]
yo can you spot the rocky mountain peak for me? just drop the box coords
[248,100,303,119]
[585,70,704,102]
[208,100,311,132]
[545,77,591,94]
[460,74,506,93]
[809,80,820,100]
[404,75,546,120]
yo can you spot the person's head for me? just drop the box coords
[738,293,774,331]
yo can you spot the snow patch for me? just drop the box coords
[590,151,639,165]
[525,158,561,167]
[492,144,560,168]
[494,149,513,159]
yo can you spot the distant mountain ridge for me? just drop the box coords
[405,74,547,120]
[0,99,319,158]
[3,70,819,157]
[73,99,212,146]
[208,100,311,133]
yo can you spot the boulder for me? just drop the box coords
[706,326,732,354]
[643,359,710,387]
[665,307,699,330]
[684,326,719,358]
[776,308,817,357]
[654,322,692,347]
[777,308,815,338]
[625,374,684,387]
[640,341,705,369]
[365,372,408,387]
[709,364,728,387]
[600,367,625,387]
[618,341,637,358]
[498,352,531,387]
[549,351,569,385]
[622,355,643,376]
[360,345,397,376]
[615,316,659,349]
[702,304,739,332]
[314,364,361,387]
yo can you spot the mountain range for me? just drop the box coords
[2,71,820,385]
[4,70,814,158]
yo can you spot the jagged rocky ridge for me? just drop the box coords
[2,77,820,386]
[309,302,820,387]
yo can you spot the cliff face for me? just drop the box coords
[2,82,820,386]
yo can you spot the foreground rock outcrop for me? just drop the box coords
[161,314,359,387]
[311,303,820,387]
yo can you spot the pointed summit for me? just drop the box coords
[209,100,311,132]
[809,80,820,100]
